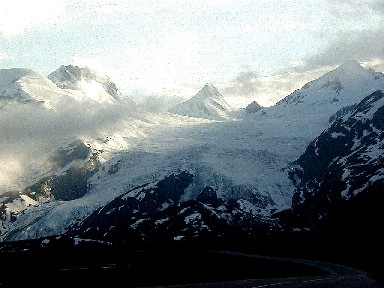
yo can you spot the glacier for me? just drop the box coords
[1,60,384,241]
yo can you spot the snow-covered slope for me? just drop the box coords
[285,89,384,228]
[48,65,132,104]
[2,60,384,243]
[1,110,298,241]
[169,84,234,120]
[67,171,273,242]
[0,68,68,109]
[266,60,384,133]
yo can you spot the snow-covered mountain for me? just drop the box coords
[169,83,234,120]
[245,101,263,114]
[276,60,384,111]
[265,60,384,134]
[66,170,274,242]
[0,139,103,238]
[48,65,130,104]
[0,68,68,109]
[282,89,384,230]
[0,65,136,110]
[2,60,384,244]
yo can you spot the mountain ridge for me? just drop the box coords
[0,68,68,109]
[1,60,384,250]
[275,60,384,114]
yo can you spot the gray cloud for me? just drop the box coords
[0,99,136,191]
[217,21,384,109]
[334,0,384,11]
[223,70,260,98]
[302,30,384,70]
[221,67,331,108]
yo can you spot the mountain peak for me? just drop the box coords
[195,83,222,100]
[336,59,364,73]
[245,100,263,113]
[48,64,111,87]
[0,68,66,109]
[169,83,233,120]
[202,83,216,90]
[274,59,384,126]
[48,64,120,100]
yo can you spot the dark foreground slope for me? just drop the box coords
[0,234,383,288]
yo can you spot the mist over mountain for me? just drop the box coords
[0,65,137,194]
[48,65,123,103]
[0,68,69,109]
[1,60,384,282]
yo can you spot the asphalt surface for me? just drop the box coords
[147,275,383,288]
[145,251,384,288]
[1,250,382,288]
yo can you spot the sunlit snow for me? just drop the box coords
[2,61,384,241]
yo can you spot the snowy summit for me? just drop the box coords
[169,83,233,120]
[0,68,68,109]
[48,65,122,103]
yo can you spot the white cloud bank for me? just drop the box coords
[0,94,136,192]
[0,0,66,37]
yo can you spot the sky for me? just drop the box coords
[1,0,384,107]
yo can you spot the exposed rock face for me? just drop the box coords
[0,140,101,237]
[285,90,384,229]
[67,171,274,243]
[196,186,224,207]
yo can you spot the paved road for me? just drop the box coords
[1,250,381,288]
[146,251,383,288]
[147,275,382,288]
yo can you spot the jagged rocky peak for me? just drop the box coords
[245,100,263,113]
[48,64,120,99]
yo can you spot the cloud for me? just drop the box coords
[219,66,333,108]
[300,29,384,71]
[0,52,8,61]
[0,0,125,37]
[221,25,384,109]
[0,0,66,37]
[0,96,136,192]
[328,0,384,11]
[361,58,384,72]
[333,0,384,9]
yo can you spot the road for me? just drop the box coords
[145,251,383,288]
[1,249,382,288]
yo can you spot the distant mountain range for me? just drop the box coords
[1,60,384,264]
[0,65,135,110]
